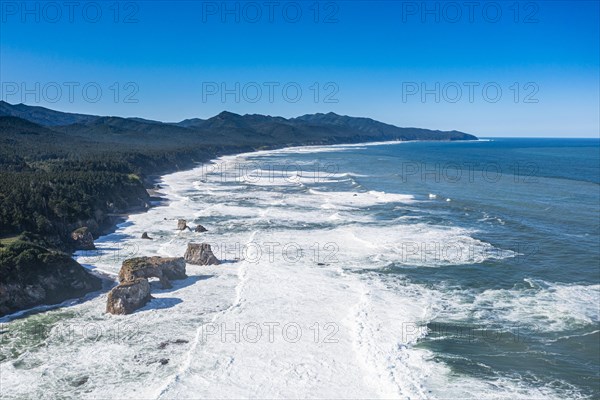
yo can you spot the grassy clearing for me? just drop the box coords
[0,235,20,247]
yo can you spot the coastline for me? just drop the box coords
[0,138,477,322]
[1,138,597,399]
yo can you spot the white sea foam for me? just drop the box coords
[308,189,416,208]
[342,275,587,399]
[416,279,600,334]
[468,280,600,332]
[0,143,589,399]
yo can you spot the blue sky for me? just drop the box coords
[1,0,598,137]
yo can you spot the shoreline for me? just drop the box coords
[1,138,596,398]
[1,138,480,322]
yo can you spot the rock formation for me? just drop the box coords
[70,227,95,250]
[194,224,207,233]
[177,219,187,230]
[184,243,220,265]
[0,238,103,317]
[106,278,151,315]
[107,256,189,315]
[118,256,187,289]
[141,232,152,240]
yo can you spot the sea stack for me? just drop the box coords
[107,256,188,315]
[194,224,207,233]
[106,278,151,315]
[118,256,187,289]
[184,243,220,265]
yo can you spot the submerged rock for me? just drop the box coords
[158,338,189,349]
[70,376,89,387]
[194,224,207,233]
[70,227,95,250]
[119,256,187,289]
[177,219,187,230]
[106,278,151,315]
[184,243,220,265]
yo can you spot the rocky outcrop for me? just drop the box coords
[184,243,220,265]
[194,225,207,233]
[141,232,152,240]
[107,256,188,314]
[0,238,103,317]
[70,227,95,250]
[177,219,187,230]
[106,278,151,315]
[118,256,187,289]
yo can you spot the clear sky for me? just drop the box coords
[1,0,598,137]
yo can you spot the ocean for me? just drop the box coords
[1,138,598,399]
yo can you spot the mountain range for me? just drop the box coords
[0,101,477,150]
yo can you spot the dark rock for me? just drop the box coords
[119,256,187,289]
[70,376,89,387]
[0,238,102,317]
[184,243,220,265]
[194,224,207,233]
[141,232,152,240]
[106,278,151,315]
[177,219,187,230]
[158,338,189,349]
[70,227,95,250]
[159,358,169,365]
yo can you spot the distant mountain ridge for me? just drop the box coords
[0,101,477,142]
[0,101,100,126]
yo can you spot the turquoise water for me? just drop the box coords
[254,138,600,397]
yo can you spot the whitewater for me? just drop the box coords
[1,141,597,399]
